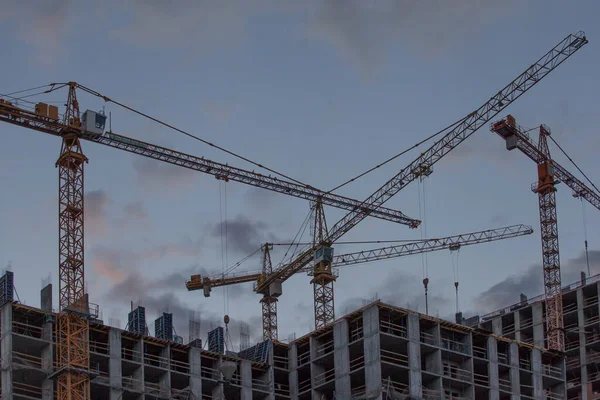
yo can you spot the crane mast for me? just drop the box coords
[55,83,92,400]
[188,224,534,340]
[491,115,599,352]
[251,31,588,333]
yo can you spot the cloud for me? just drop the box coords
[109,1,272,52]
[104,264,263,345]
[123,201,147,221]
[340,270,451,317]
[85,190,110,236]
[2,0,71,66]
[307,0,515,76]
[211,214,280,254]
[473,250,600,313]
[132,157,197,190]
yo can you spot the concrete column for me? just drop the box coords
[265,340,275,400]
[212,358,224,399]
[513,312,521,342]
[133,338,145,393]
[407,314,422,398]
[532,303,545,348]
[333,319,351,398]
[241,360,253,400]
[189,347,202,398]
[363,305,381,400]
[577,288,588,399]
[487,337,499,400]
[109,328,123,400]
[41,316,53,400]
[288,343,299,400]
[531,348,543,399]
[509,343,520,400]
[491,318,502,336]
[159,344,171,398]
[1,305,13,400]
[310,336,325,399]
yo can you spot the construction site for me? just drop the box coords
[0,19,598,400]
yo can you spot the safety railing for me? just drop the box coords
[564,320,579,331]
[274,382,290,397]
[297,350,311,367]
[298,376,312,393]
[144,351,169,368]
[472,345,487,359]
[473,372,488,386]
[422,387,442,399]
[521,335,534,345]
[202,394,216,400]
[252,377,271,392]
[545,389,566,400]
[145,381,169,397]
[563,302,578,314]
[12,320,44,339]
[171,387,191,400]
[443,392,470,400]
[543,363,563,378]
[498,351,509,365]
[350,323,364,342]
[565,338,580,351]
[381,348,409,367]
[498,377,511,392]
[349,354,365,373]
[583,295,598,308]
[380,319,408,338]
[441,337,469,354]
[13,381,44,398]
[351,385,366,398]
[201,365,220,380]
[273,354,289,369]
[13,351,43,369]
[566,376,581,389]
[520,383,534,398]
[588,370,600,383]
[313,366,335,387]
[503,321,516,335]
[382,378,408,396]
[442,364,472,382]
[122,376,143,391]
[520,316,534,329]
[420,331,436,345]
[89,339,110,355]
[122,346,143,363]
[566,356,580,370]
[520,358,531,370]
[314,339,334,358]
[170,357,190,374]
[585,314,600,326]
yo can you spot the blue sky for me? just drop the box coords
[1,1,600,345]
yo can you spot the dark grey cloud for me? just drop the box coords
[85,190,109,235]
[309,0,515,75]
[104,265,263,346]
[473,250,600,313]
[340,270,451,317]
[211,214,280,254]
[132,157,197,190]
[123,201,148,221]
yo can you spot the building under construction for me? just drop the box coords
[0,29,594,400]
[2,270,567,400]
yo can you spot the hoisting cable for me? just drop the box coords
[66,83,312,189]
[279,207,314,266]
[418,178,430,315]
[580,198,591,276]
[548,134,600,195]
[451,246,461,314]
[326,115,468,193]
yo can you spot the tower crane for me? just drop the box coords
[0,83,417,399]
[188,223,534,340]
[491,115,600,352]
[234,31,588,333]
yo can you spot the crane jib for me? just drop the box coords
[256,31,588,293]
